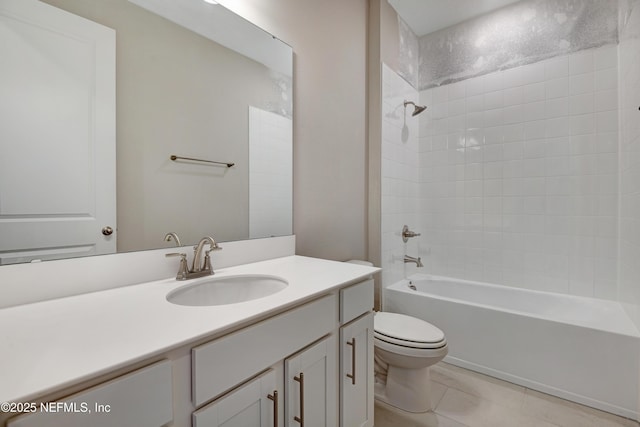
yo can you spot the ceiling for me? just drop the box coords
[387,0,523,36]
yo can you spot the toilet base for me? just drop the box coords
[374,365,434,413]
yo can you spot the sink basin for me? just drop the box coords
[166,274,288,306]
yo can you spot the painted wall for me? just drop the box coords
[221,0,369,261]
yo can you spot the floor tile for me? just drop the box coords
[374,363,639,427]
[435,387,560,427]
[521,389,639,427]
[430,362,526,410]
[375,399,468,427]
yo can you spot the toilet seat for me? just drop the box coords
[374,312,446,350]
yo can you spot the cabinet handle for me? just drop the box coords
[346,338,356,385]
[294,372,304,426]
[267,390,278,427]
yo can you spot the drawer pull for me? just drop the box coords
[294,372,304,426]
[267,390,278,427]
[346,338,356,385]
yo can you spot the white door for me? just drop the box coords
[340,313,374,427]
[193,369,279,427]
[0,0,116,264]
[285,335,337,427]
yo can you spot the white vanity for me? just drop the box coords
[0,250,379,427]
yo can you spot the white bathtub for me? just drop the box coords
[384,274,640,419]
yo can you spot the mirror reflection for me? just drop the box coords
[0,0,293,265]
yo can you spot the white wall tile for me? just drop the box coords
[569,51,594,75]
[595,68,617,91]
[594,45,617,70]
[384,45,620,301]
[544,56,568,80]
[523,82,546,103]
[569,72,594,95]
[545,77,569,99]
[521,60,546,85]
[389,47,620,300]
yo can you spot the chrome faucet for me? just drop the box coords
[404,255,423,267]
[165,236,222,280]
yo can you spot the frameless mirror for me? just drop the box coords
[0,0,293,265]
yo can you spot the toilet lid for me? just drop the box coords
[374,312,445,345]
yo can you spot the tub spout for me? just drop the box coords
[404,255,423,267]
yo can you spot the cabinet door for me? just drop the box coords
[193,369,280,427]
[285,335,337,427]
[340,313,374,427]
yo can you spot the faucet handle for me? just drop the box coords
[202,252,213,274]
[402,225,421,242]
[165,252,186,258]
[166,252,189,280]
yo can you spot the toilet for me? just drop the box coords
[374,311,448,413]
[344,260,448,413]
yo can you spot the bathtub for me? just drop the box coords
[384,274,640,419]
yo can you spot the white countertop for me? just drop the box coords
[0,255,379,403]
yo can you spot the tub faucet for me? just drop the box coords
[404,255,423,267]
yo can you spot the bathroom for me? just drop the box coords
[0,0,639,426]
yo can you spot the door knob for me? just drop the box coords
[102,226,114,236]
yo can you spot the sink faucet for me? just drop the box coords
[404,255,423,267]
[166,236,222,280]
[192,236,221,274]
[164,232,182,247]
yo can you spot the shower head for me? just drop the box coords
[404,100,427,117]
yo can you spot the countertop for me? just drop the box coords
[0,255,379,403]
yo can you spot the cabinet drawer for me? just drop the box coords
[192,294,337,407]
[8,360,173,427]
[340,279,374,324]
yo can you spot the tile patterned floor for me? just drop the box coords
[374,362,639,427]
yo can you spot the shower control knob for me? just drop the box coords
[402,225,421,242]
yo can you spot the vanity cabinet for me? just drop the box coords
[191,294,338,426]
[191,278,374,427]
[192,369,280,427]
[194,334,337,427]
[340,313,374,427]
[7,361,173,427]
[338,279,375,427]
[285,335,337,427]
[4,277,375,427]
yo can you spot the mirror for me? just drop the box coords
[0,0,293,265]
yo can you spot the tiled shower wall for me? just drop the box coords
[381,64,421,287]
[417,46,619,298]
[249,106,292,239]
[619,0,640,327]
